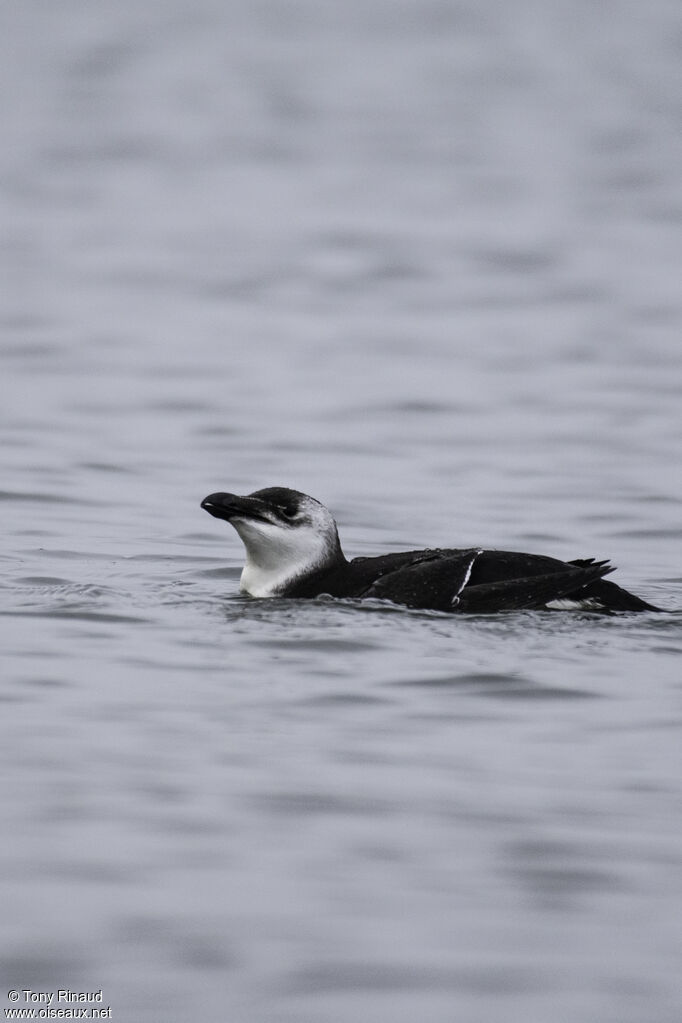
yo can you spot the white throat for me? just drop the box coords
[232,517,338,597]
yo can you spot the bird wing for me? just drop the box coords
[456,561,613,613]
[360,549,482,611]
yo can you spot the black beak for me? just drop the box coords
[201,492,270,524]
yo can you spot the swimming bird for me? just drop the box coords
[200,486,660,613]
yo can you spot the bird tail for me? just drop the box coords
[568,559,662,612]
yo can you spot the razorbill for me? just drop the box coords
[200,486,661,613]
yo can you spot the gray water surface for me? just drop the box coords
[2,2,682,1022]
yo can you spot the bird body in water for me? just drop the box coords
[201,486,660,614]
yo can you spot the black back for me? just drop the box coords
[284,546,658,613]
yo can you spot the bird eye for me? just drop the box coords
[279,505,297,520]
